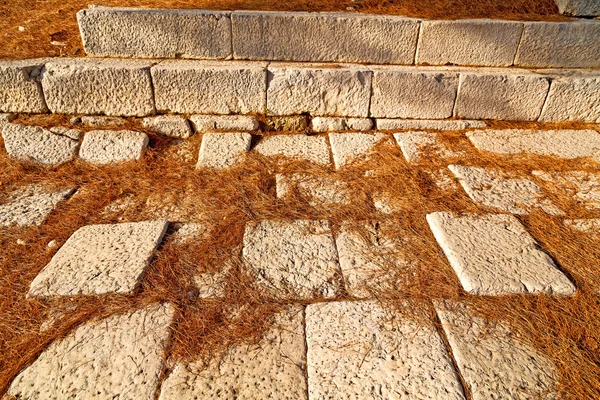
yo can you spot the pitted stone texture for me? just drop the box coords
[466,129,600,162]
[194,271,228,298]
[515,21,600,68]
[7,303,174,400]
[42,59,155,116]
[78,8,231,59]
[190,114,259,132]
[0,59,48,113]
[267,64,371,117]
[565,219,600,233]
[330,132,387,169]
[436,301,558,400]
[394,131,461,162]
[377,118,486,131]
[539,73,600,123]
[276,173,351,206]
[80,130,149,164]
[254,134,331,166]
[79,115,126,127]
[49,126,83,140]
[197,132,251,169]
[29,221,168,297]
[152,60,266,114]
[311,116,373,132]
[0,185,74,227]
[0,113,16,126]
[370,67,459,119]
[416,20,523,67]
[427,212,575,295]
[449,165,562,215]
[555,0,600,16]
[265,115,309,132]
[533,170,600,210]
[454,71,550,121]
[159,306,306,400]
[2,123,80,166]
[142,115,192,139]
[242,220,341,300]
[306,301,465,400]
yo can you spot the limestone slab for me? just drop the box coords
[232,11,420,64]
[539,74,600,123]
[554,0,600,16]
[78,7,231,59]
[416,20,523,67]
[394,131,460,162]
[29,221,168,297]
[7,303,174,400]
[79,130,149,164]
[0,185,75,227]
[370,68,459,119]
[426,212,575,295]
[0,59,48,113]
[142,115,192,139]
[242,220,341,300]
[254,134,331,166]
[377,118,486,131]
[329,132,387,169]
[42,58,155,116]
[564,219,600,233]
[267,64,371,117]
[436,301,558,400]
[196,132,251,169]
[190,114,259,132]
[454,71,550,121]
[276,173,351,206]
[2,123,80,166]
[311,116,373,132]
[306,300,465,399]
[159,306,306,400]
[79,115,126,127]
[533,170,600,210]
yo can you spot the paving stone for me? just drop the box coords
[0,185,75,227]
[159,306,306,400]
[152,60,266,114]
[78,7,231,59]
[426,212,575,295]
[190,114,259,132]
[564,219,600,233]
[454,70,550,121]
[48,126,83,140]
[41,58,155,117]
[242,220,341,300]
[515,20,600,68]
[196,132,252,169]
[329,132,387,169]
[377,118,486,131]
[267,64,371,117]
[539,72,600,123]
[0,59,48,113]
[7,303,174,400]
[276,173,351,206]
[449,165,562,215]
[416,20,523,67]
[466,129,600,162]
[79,115,126,127]
[79,130,149,164]
[2,123,80,166]
[370,67,459,119]
[265,115,309,132]
[311,116,373,132]
[394,131,461,162]
[306,300,466,400]
[254,134,331,165]
[435,301,558,400]
[0,113,16,126]
[533,170,600,210]
[173,222,210,244]
[28,221,168,297]
[142,115,192,139]
[554,0,600,16]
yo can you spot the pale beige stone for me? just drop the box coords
[0,185,75,227]
[564,219,600,233]
[276,173,351,206]
[310,116,373,132]
[142,115,192,139]
[555,0,600,16]
[377,118,486,131]
[329,131,387,168]
[197,132,252,169]
[48,126,83,140]
[0,59,48,113]
[539,73,600,123]
[254,134,331,165]
[80,115,126,127]
[190,114,259,132]
[394,131,461,162]
[79,130,149,164]
[0,113,16,126]
[533,170,600,210]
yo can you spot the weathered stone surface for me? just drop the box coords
[196,132,252,169]
[2,123,80,166]
[190,114,259,132]
[565,219,600,233]
[515,21,600,68]
[449,165,562,215]
[48,126,83,140]
[426,212,575,295]
[152,60,266,114]
[533,170,600,210]
[377,118,486,131]
[306,301,465,399]
[416,20,523,67]
[0,185,74,227]
[254,134,331,165]
[554,0,600,16]
[79,130,149,164]
[42,58,155,116]
[466,129,600,161]
[370,67,459,119]
[0,113,16,126]
[436,301,558,400]
[267,64,371,117]
[265,115,309,131]
[329,132,387,169]
[539,72,600,123]
[78,7,231,59]
[311,116,373,132]
[276,173,351,206]
[142,115,192,139]
[159,306,306,400]
[454,71,550,121]
[79,115,126,127]
[0,59,48,113]
[232,11,420,64]
[7,303,174,400]
[394,131,460,162]
[242,220,341,300]
[29,221,168,297]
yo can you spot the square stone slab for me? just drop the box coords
[377,119,486,131]
[29,221,168,297]
[426,212,575,295]
[79,130,149,164]
[7,303,174,400]
[276,173,351,206]
[254,134,331,166]
[0,185,75,227]
[242,220,342,300]
[533,170,600,210]
[306,300,466,400]
[395,131,462,163]
[329,132,387,169]
[142,115,192,139]
[197,132,252,169]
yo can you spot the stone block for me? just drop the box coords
[265,115,309,131]
[79,130,149,164]
[254,134,331,165]
[310,117,373,132]
[533,170,600,210]
[190,114,259,131]
[0,59,48,113]
[142,115,192,138]
[554,0,600,16]
[0,185,75,227]
[196,132,252,169]
[539,72,600,123]
[377,118,486,131]
[329,132,387,169]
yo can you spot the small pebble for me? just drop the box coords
[48,240,58,248]
[16,239,26,245]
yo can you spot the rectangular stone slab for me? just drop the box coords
[0,59,48,113]
[377,119,486,131]
[0,185,75,227]
[253,134,331,166]
[539,72,600,123]
[329,132,387,169]
[197,132,252,169]
[79,130,149,164]
[554,0,600,16]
